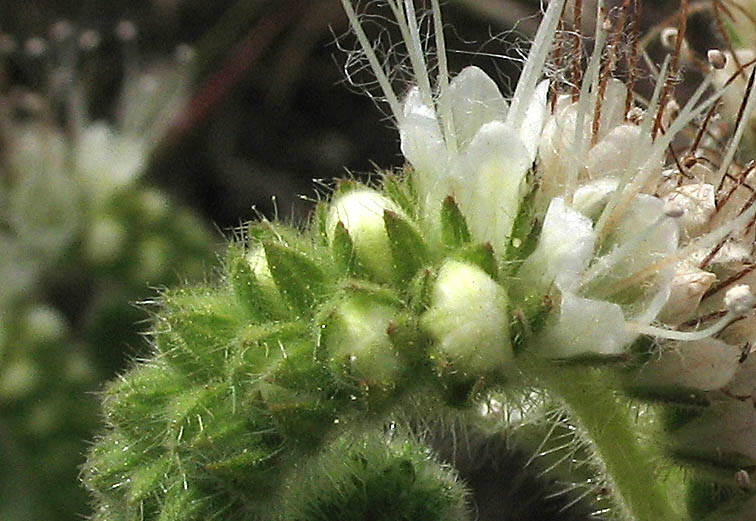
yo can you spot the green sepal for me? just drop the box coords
[164,383,228,442]
[340,279,403,308]
[259,382,334,448]
[161,309,237,378]
[126,455,174,506]
[440,196,471,248]
[102,362,184,441]
[202,445,282,492]
[382,172,416,218]
[408,267,435,314]
[452,242,497,279]
[263,241,327,314]
[387,313,431,370]
[228,249,275,320]
[278,431,471,521]
[333,178,362,196]
[313,201,330,247]
[268,338,334,395]
[332,221,357,277]
[383,210,428,284]
[504,173,540,275]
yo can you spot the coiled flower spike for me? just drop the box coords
[84,1,756,520]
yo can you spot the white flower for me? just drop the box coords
[341,0,562,253]
[342,0,756,369]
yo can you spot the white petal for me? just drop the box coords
[586,124,649,181]
[539,292,632,357]
[518,79,550,162]
[443,66,508,148]
[637,338,741,391]
[598,194,679,281]
[596,78,628,140]
[658,261,717,325]
[450,121,531,253]
[518,197,595,294]
[399,88,451,218]
[572,177,619,219]
[588,194,678,318]
[673,399,756,462]
[662,183,716,239]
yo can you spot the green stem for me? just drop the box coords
[527,361,686,521]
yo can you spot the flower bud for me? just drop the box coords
[421,260,512,374]
[322,296,401,384]
[326,189,401,282]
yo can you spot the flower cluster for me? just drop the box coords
[83,1,756,520]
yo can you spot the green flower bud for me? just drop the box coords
[421,260,512,375]
[322,295,401,384]
[326,189,401,282]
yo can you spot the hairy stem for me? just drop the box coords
[526,361,686,521]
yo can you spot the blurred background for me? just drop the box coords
[0,1,711,520]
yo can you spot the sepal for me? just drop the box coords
[383,209,428,284]
[440,196,471,248]
[263,240,327,314]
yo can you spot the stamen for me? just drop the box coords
[430,0,457,155]
[624,0,642,117]
[507,0,567,130]
[593,10,623,145]
[716,66,756,192]
[653,0,688,139]
[571,0,584,101]
[596,70,720,241]
[565,1,608,204]
[596,196,756,299]
[385,0,433,107]
[628,285,753,340]
[579,208,678,289]
[594,56,670,240]
[626,310,736,341]
[78,30,101,51]
[708,49,727,70]
[340,0,402,121]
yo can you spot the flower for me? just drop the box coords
[341,0,756,371]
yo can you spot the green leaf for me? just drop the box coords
[264,241,326,314]
[383,210,428,284]
[440,196,471,248]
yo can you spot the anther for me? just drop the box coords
[724,285,755,316]
[735,469,752,490]
[627,106,644,123]
[707,49,727,70]
[660,27,679,50]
